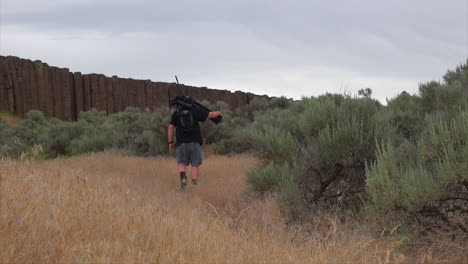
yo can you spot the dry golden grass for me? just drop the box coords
[1,153,466,263]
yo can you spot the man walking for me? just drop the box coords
[167,100,223,189]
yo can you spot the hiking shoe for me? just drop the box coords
[191,179,198,185]
[180,177,187,190]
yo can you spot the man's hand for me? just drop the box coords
[208,111,223,119]
[169,142,175,151]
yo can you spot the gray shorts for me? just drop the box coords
[176,142,203,167]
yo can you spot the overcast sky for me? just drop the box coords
[1,0,467,102]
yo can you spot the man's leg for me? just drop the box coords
[178,163,188,189]
[191,166,199,185]
[190,143,203,185]
[178,163,187,173]
[176,144,188,189]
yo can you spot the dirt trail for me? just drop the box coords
[75,153,263,214]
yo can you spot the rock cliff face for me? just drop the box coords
[0,56,263,120]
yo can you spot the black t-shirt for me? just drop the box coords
[170,107,209,146]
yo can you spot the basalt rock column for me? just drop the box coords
[89,74,99,111]
[145,80,155,110]
[61,68,73,120]
[83,74,91,112]
[73,72,84,117]
[106,76,114,114]
[0,59,8,112]
[97,74,108,113]
[111,76,122,112]
[6,57,24,117]
[136,79,146,110]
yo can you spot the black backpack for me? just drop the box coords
[179,108,194,133]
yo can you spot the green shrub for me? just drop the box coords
[128,108,170,156]
[0,119,10,144]
[293,96,394,210]
[103,107,141,150]
[246,161,297,197]
[199,100,233,145]
[246,161,304,221]
[443,60,468,86]
[0,112,45,158]
[383,93,425,140]
[133,129,166,156]
[252,125,297,162]
[246,162,285,194]
[277,171,304,220]
[214,102,300,156]
[41,120,86,157]
[0,122,30,159]
[247,96,292,114]
[297,97,338,137]
[0,141,30,159]
[366,109,468,233]
[67,129,112,155]
[419,60,468,114]
[366,143,443,214]
[318,117,368,165]
[221,94,397,213]
[214,126,257,154]
[14,110,48,146]
[78,108,108,126]
[253,107,301,137]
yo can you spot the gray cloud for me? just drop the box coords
[1,0,467,102]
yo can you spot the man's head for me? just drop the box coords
[170,96,193,109]
[169,97,179,107]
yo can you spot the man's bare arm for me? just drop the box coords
[168,124,175,150]
[168,124,175,143]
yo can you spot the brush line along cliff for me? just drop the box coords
[0,56,262,120]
